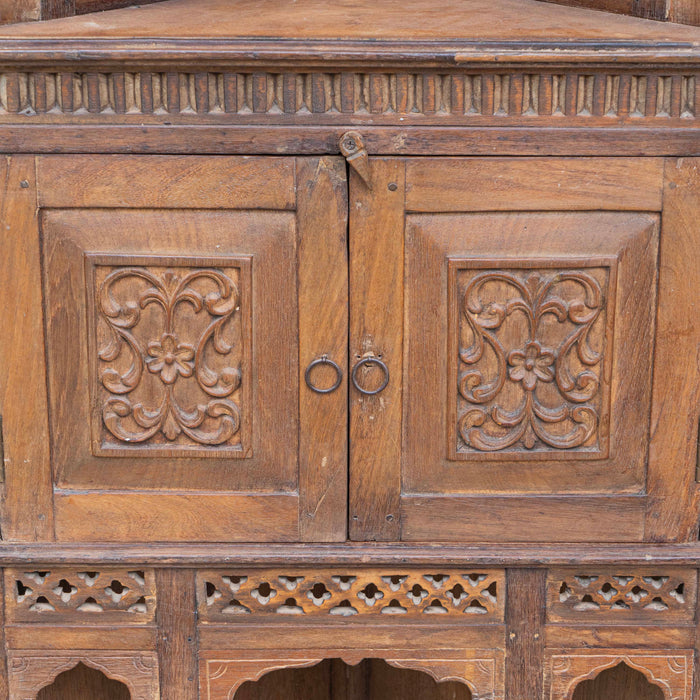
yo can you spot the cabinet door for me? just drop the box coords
[0,155,348,542]
[349,157,678,543]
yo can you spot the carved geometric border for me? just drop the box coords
[200,648,504,700]
[0,71,696,125]
[545,649,693,700]
[7,651,160,700]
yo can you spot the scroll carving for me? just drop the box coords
[454,265,612,456]
[87,255,250,456]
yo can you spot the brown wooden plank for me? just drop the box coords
[36,155,296,209]
[3,541,700,567]
[405,157,664,212]
[348,158,404,541]
[0,0,40,23]
[54,493,299,541]
[41,0,74,20]
[2,126,700,158]
[506,569,545,700]
[297,157,348,542]
[669,0,700,25]
[0,574,7,700]
[156,569,197,700]
[546,626,696,649]
[402,496,646,542]
[645,157,700,542]
[0,155,54,541]
[537,0,667,21]
[5,626,156,650]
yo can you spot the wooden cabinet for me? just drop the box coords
[0,0,699,698]
[3,154,349,543]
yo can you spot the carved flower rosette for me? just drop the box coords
[89,257,248,455]
[455,266,611,456]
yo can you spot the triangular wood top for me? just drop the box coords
[1,0,699,45]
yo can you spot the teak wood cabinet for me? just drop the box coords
[0,0,699,698]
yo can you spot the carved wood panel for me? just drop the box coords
[547,569,697,623]
[200,649,504,700]
[545,650,693,700]
[41,207,299,497]
[403,209,659,506]
[197,569,505,621]
[5,568,156,624]
[451,262,612,458]
[0,71,696,126]
[7,651,159,700]
[86,255,251,457]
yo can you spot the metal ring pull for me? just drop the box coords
[351,357,390,395]
[305,355,343,394]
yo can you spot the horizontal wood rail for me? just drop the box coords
[2,542,700,566]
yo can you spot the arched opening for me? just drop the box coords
[234,658,472,699]
[36,662,131,700]
[571,661,665,700]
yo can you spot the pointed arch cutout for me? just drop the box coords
[547,650,692,700]
[232,658,473,699]
[37,662,131,700]
[201,648,503,699]
[571,661,665,700]
[7,652,159,700]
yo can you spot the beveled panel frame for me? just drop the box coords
[403,210,659,496]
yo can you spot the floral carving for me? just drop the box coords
[456,267,609,453]
[92,261,246,451]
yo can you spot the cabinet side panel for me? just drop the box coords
[645,157,700,541]
[297,157,349,542]
[0,155,54,541]
[349,159,404,540]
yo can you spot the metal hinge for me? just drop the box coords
[339,131,372,189]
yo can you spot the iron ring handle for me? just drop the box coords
[305,356,343,394]
[351,357,390,396]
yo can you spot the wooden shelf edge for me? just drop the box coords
[1,542,700,566]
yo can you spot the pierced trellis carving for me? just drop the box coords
[197,569,504,621]
[547,569,696,623]
[453,264,612,456]
[86,255,250,457]
[5,568,156,623]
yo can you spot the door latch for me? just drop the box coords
[339,131,372,189]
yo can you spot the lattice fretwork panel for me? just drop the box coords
[547,569,697,623]
[5,568,156,623]
[197,569,504,621]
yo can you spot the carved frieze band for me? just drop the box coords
[546,650,693,700]
[5,568,156,622]
[197,569,505,621]
[0,71,696,123]
[547,569,696,623]
[453,263,612,456]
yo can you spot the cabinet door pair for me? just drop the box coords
[1,155,697,544]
